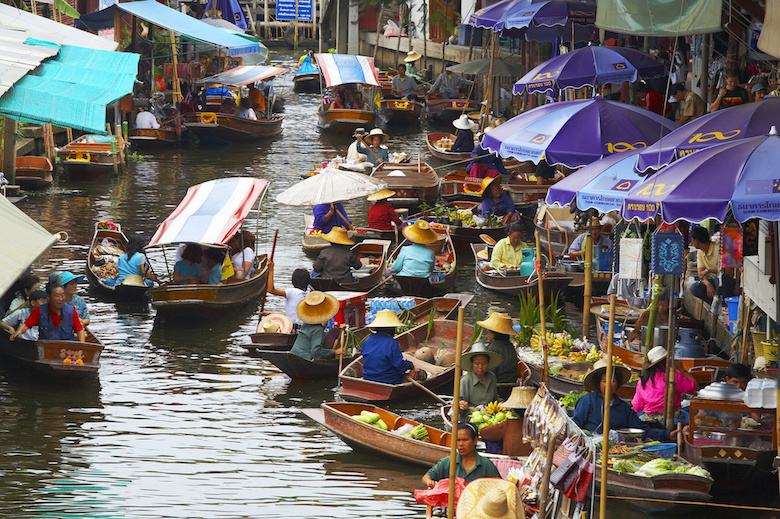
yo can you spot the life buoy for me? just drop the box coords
[200,112,217,124]
[67,152,91,162]
[188,60,206,80]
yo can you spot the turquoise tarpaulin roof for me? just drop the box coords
[0,43,139,134]
[116,0,263,57]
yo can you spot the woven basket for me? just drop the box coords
[752,330,766,358]
[762,341,778,362]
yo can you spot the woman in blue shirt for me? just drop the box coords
[392,221,438,279]
[360,309,412,384]
[112,235,156,287]
[357,128,390,166]
[480,176,516,223]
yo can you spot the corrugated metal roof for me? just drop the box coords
[0,28,59,97]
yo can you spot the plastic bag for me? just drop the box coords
[383,19,406,37]
[414,478,466,508]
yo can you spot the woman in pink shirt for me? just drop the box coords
[632,346,697,419]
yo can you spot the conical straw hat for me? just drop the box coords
[402,220,439,244]
[322,226,355,246]
[368,309,404,328]
[296,291,339,324]
[477,312,516,336]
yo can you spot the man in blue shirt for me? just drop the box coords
[360,310,412,384]
[313,202,353,234]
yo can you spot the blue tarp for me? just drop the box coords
[296,55,318,76]
[0,43,139,134]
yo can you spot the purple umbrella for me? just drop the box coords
[513,46,666,94]
[468,0,595,42]
[481,96,678,168]
[622,128,780,223]
[636,97,780,172]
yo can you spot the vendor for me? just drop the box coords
[632,346,697,421]
[466,142,510,179]
[429,70,473,99]
[367,189,403,231]
[357,128,391,167]
[312,227,362,284]
[490,223,532,269]
[388,63,422,100]
[312,201,354,234]
[628,288,671,343]
[459,343,502,411]
[392,221,437,279]
[566,217,613,269]
[690,226,735,304]
[10,283,85,342]
[450,115,476,153]
[573,359,682,441]
[360,309,413,384]
[723,362,751,390]
[403,51,423,81]
[476,312,519,384]
[480,176,516,224]
[290,291,343,360]
[422,423,501,488]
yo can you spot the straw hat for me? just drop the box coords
[477,312,516,336]
[453,114,476,131]
[488,118,506,129]
[462,343,503,371]
[257,313,293,334]
[404,51,422,63]
[456,478,523,519]
[480,176,501,195]
[367,128,389,143]
[402,220,439,244]
[121,274,146,287]
[500,386,536,410]
[321,226,355,246]
[368,309,405,328]
[296,291,339,325]
[367,189,396,201]
[646,345,668,368]
[582,359,631,392]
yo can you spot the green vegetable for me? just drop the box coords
[353,415,374,423]
[559,390,586,408]
[360,411,380,423]
[685,466,711,478]
[550,366,563,377]
[613,461,638,473]
[375,419,388,431]
[637,458,679,477]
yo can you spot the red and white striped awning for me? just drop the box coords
[147,177,268,247]
[201,65,287,86]
[314,53,380,88]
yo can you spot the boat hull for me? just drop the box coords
[472,243,573,297]
[0,330,103,379]
[426,99,478,122]
[255,350,357,380]
[184,113,283,142]
[15,156,53,190]
[388,228,457,298]
[58,138,122,176]
[377,99,424,126]
[247,332,297,354]
[594,464,713,511]
[293,73,322,93]
[370,163,440,207]
[129,127,179,148]
[308,240,390,293]
[317,106,374,131]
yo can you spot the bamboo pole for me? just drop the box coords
[538,435,557,517]
[535,230,549,386]
[598,294,618,519]
[481,32,497,131]
[394,3,405,67]
[373,4,385,59]
[169,30,182,104]
[294,0,299,50]
[264,0,269,38]
[582,233,593,338]
[447,306,465,519]
[664,279,677,431]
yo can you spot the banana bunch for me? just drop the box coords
[412,424,429,441]
[585,346,602,363]
[563,351,589,362]
[531,332,572,357]
[454,209,477,227]
[486,401,507,415]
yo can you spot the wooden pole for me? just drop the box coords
[447,306,465,519]
[169,30,182,104]
[394,3,405,67]
[538,435,557,516]
[294,0,299,51]
[2,117,17,184]
[481,32,497,131]
[740,296,752,365]
[260,229,279,312]
[599,294,618,519]
[264,0,270,39]
[373,4,385,59]
[535,230,549,387]
[664,279,677,431]
[582,233,593,338]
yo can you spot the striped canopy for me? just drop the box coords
[147,178,269,248]
[314,53,380,88]
[201,66,287,86]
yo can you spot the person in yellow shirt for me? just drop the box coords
[690,226,735,304]
[489,223,531,269]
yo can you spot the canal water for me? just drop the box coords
[2,52,776,519]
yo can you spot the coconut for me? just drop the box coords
[415,347,435,364]
[435,349,456,367]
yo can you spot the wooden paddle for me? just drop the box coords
[259,229,278,313]
[338,326,346,376]
[405,374,448,405]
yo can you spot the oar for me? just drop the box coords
[405,374,449,405]
[259,229,278,313]
[338,326,347,377]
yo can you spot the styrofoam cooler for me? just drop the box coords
[744,378,778,408]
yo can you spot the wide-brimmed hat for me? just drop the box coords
[462,343,503,371]
[121,274,146,287]
[368,309,405,328]
[453,114,476,131]
[367,128,389,143]
[456,478,523,519]
[322,227,355,246]
[583,359,631,392]
[296,291,339,324]
[353,127,367,137]
[477,312,516,336]
[367,189,396,201]
[257,313,294,334]
[752,83,768,94]
[403,220,439,244]
[646,345,668,368]
[404,51,422,63]
[500,386,536,410]
[55,271,85,287]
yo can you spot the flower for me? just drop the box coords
[97,220,118,230]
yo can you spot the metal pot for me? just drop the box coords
[674,342,705,358]
[560,260,584,272]
[678,327,703,345]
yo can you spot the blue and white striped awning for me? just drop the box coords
[314,53,380,88]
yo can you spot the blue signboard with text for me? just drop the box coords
[276,0,313,21]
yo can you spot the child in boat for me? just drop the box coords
[202,248,226,286]
[290,291,343,361]
[173,244,202,285]
[263,260,310,326]
[360,310,412,385]
[0,290,47,340]
[632,346,697,423]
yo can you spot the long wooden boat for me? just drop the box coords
[471,243,573,298]
[302,215,372,255]
[304,402,453,466]
[254,350,358,380]
[183,112,283,142]
[309,239,391,293]
[129,127,178,148]
[57,135,123,176]
[293,72,322,93]
[388,228,457,298]
[426,99,479,123]
[0,329,103,379]
[15,156,53,190]
[525,360,637,400]
[409,201,507,247]
[85,222,150,300]
[370,162,440,207]
[317,105,374,131]
[439,170,529,203]
[339,319,475,402]
[246,331,298,354]
[377,98,425,126]
[424,134,527,172]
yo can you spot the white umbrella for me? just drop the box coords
[275,167,387,206]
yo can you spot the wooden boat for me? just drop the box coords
[561,266,613,295]
[409,201,507,247]
[439,170,529,203]
[317,105,374,131]
[58,135,123,176]
[301,215,374,255]
[377,98,425,126]
[309,239,391,293]
[0,329,103,379]
[85,222,150,299]
[293,72,322,93]
[526,361,637,400]
[254,350,358,380]
[15,156,53,190]
[129,127,178,148]
[388,228,457,298]
[426,98,479,123]
[471,243,573,298]
[370,162,440,207]
[505,177,553,208]
[339,319,475,402]
[246,331,298,354]
[183,112,284,142]
[304,402,453,466]
[425,132,472,162]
